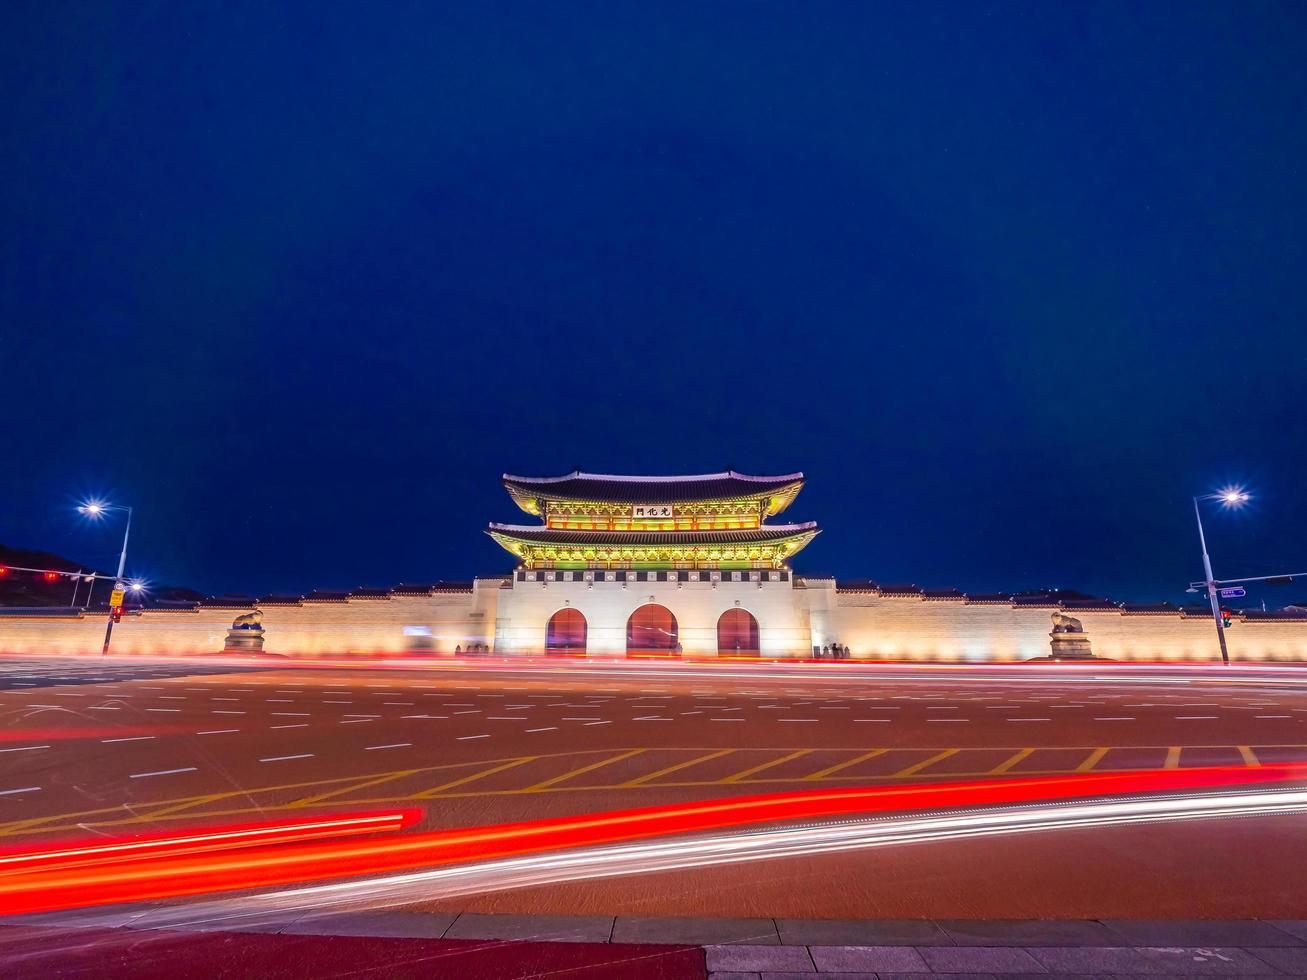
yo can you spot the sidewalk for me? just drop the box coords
[5,909,1307,978]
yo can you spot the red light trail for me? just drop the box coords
[1,764,1304,915]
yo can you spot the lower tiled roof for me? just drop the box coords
[487,522,818,546]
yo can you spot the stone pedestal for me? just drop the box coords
[1048,631,1095,660]
[223,627,266,655]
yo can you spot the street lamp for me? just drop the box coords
[78,500,133,656]
[1191,487,1249,666]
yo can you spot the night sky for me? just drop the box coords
[3,3,1305,603]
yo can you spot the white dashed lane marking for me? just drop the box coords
[130,768,197,779]
[0,787,41,796]
[260,754,314,763]
[0,745,50,753]
[365,743,412,751]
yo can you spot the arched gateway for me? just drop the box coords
[717,608,760,656]
[545,607,587,655]
[627,604,679,657]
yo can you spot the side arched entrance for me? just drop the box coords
[545,607,587,656]
[627,604,679,657]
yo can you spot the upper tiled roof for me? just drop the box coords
[503,470,805,515]
[487,522,819,547]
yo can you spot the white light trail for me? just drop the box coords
[173,786,1307,919]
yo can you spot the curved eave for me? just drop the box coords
[502,471,805,515]
[486,524,820,562]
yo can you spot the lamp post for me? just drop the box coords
[1191,488,1249,666]
[78,501,133,656]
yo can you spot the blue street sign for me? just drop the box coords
[1219,587,1247,599]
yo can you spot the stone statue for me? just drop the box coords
[1050,611,1084,634]
[1047,610,1094,660]
[223,607,268,655]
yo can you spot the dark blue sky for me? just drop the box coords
[3,3,1305,602]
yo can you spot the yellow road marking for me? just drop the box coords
[623,749,735,786]
[524,749,644,791]
[723,749,812,783]
[804,749,887,780]
[142,792,243,819]
[418,757,540,797]
[292,769,423,807]
[990,748,1034,774]
[1077,747,1109,772]
[1165,746,1182,769]
[4,741,1304,841]
[894,748,957,778]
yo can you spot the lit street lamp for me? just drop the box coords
[1191,488,1248,666]
[78,500,133,656]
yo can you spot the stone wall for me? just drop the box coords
[2,575,1304,662]
[817,582,1307,663]
[0,583,499,658]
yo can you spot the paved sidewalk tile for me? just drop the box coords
[614,916,779,945]
[1241,946,1307,973]
[940,920,1117,947]
[1030,944,1273,974]
[282,910,457,938]
[1133,946,1287,974]
[761,973,878,980]
[706,944,814,972]
[1025,946,1162,974]
[126,906,308,934]
[809,944,932,972]
[778,918,953,946]
[1102,919,1307,947]
[919,945,1047,973]
[443,913,613,943]
[1272,921,1307,943]
[0,903,158,929]
[706,973,760,980]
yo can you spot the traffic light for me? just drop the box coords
[44,571,59,582]
[0,566,8,577]
[111,606,124,623]
[1221,608,1233,628]
[1267,575,1295,585]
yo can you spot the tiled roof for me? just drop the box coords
[1121,602,1183,614]
[487,522,819,547]
[834,579,879,592]
[502,470,806,516]
[390,584,437,596]
[878,583,923,597]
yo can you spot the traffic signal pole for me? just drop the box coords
[1193,497,1231,666]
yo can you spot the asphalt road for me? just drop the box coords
[2,655,1306,918]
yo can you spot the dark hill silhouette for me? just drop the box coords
[0,544,204,608]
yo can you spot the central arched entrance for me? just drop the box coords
[717,608,760,656]
[545,607,587,656]
[626,604,679,657]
